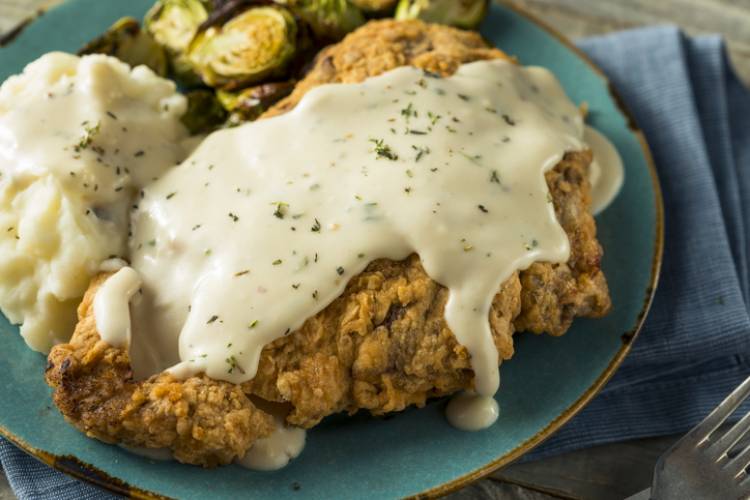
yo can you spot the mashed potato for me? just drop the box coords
[0,52,188,352]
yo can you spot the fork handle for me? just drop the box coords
[625,488,652,500]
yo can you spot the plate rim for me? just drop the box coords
[0,2,665,498]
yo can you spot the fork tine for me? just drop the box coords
[723,441,750,479]
[690,375,750,443]
[707,410,750,461]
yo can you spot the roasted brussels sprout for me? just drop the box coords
[187,7,297,89]
[349,0,398,14]
[278,0,365,40]
[394,0,488,29]
[145,0,210,83]
[181,89,228,134]
[78,17,168,76]
[217,80,295,121]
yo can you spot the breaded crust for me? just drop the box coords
[45,19,611,466]
[45,274,274,467]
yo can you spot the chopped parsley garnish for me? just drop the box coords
[459,151,482,164]
[490,170,502,184]
[457,93,470,101]
[311,218,321,232]
[207,315,219,324]
[336,266,345,276]
[249,320,259,328]
[272,202,288,219]
[228,212,239,222]
[234,270,250,277]
[226,355,245,374]
[134,150,145,157]
[502,114,516,126]
[412,145,430,162]
[478,204,489,213]
[166,192,177,200]
[272,259,283,266]
[370,138,398,160]
[74,121,100,152]
[401,102,416,120]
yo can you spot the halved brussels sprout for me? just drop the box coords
[145,0,210,84]
[187,7,297,89]
[394,0,489,29]
[349,0,398,14]
[79,17,169,76]
[278,0,365,41]
[181,89,228,134]
[217,80,295,122]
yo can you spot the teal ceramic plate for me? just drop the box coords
[0,2,662,498]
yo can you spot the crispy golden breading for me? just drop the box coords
[45,19,610,465]
[45,274,275,467]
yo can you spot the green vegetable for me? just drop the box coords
[145,0,210,84]
[187,6,297,89]
[349,0,398,14]
[78,17,168,76]
[394,0,489,29]
[181,89,228,134]
[217,80,295,122]
[279,0,365,40]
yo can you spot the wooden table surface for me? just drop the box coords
[1,1,748,499]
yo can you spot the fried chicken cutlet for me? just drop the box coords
[45,19,611,466]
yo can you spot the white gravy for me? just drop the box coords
[128,59,596,398]
[585,126,624,215]
[446,393,500,431]
[235,417,306,471]
[93,266,141,348]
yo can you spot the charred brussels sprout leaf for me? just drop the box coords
[394,0,488,29]
[146,0,210,52]
[78,17,168,75]
[181,89,228,134]
[187,7,297,89]
[279,0,365,41]
[217,80,295,122]
[145,0,210,84]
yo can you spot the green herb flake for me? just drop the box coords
[74,121,101,152]
[272,202,289,219]
[272,259,283,266]
[226,355,245,375]
[370,138,398,161]
[412,145,430,162]
[207,315,219,324]
[311,218,321,232]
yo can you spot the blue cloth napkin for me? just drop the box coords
[2,25,750,498]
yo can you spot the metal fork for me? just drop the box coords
[628,375,750,500]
